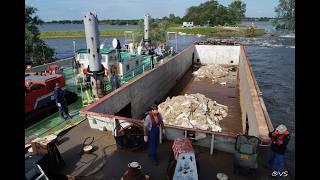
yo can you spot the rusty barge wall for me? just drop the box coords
[194,45,240,65]
[238,46,272,143]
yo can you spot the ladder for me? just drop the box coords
[25,164,49,180]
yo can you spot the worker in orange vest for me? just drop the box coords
[268,124,290,176]
[143,104,165,166]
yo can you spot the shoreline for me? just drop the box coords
[40,26,266,39]
[40,29,139,39]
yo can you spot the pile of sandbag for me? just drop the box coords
[192,64,230,83]
[158,93,228,132]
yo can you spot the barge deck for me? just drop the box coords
[51,120,289,180]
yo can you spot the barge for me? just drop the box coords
[25,39,288,180]
[79,39,274,154]
[25,11,279,179]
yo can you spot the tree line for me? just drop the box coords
[183,0,246,26]
[243,17,281,22]
[25,6,55,66]
[273,0,295,31]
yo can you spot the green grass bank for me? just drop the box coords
[40,26,265,39]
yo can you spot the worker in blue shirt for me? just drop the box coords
[110,70,120,91]
[54,83,72,120]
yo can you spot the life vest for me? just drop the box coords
[148,112,162,128]
[82,68,88,74]
[271,130,289,145]
[49,65,58,71]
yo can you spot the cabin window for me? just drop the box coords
[230,60,234,64]
[101,55,106,63]
[30,84,45,91]
[79,54,87,60]
[126,64,130,71]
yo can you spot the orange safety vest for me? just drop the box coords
[148,112,162,128]
[83,68,88,74]
[271,130,289,145]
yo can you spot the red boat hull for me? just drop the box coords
[25,73,66,113]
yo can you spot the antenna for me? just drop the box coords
[112,38,118,49]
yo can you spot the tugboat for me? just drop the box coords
[25,70,77,127]
[25,72,66,113]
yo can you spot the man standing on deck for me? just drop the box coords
[143,104,165,166]
[72,56,79,74]
[110,70,120,91]
[116,39,122,60]
[54,83,72,120]
[268,124,290,176]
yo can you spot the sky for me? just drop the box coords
[26,0,279,21]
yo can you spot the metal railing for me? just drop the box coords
[27,57,74,73]
[120,62,152,83]
[119,53,173,83]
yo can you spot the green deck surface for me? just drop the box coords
[25,98,86,148]
[25,53,154,148]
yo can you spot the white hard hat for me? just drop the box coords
[216,173,228,180]
[276,124,287,134]
[128,161,142,169]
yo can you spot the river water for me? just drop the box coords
[42,22,295,177]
